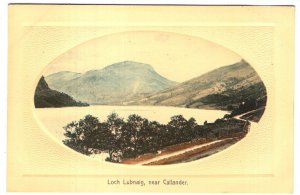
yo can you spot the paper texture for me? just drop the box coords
[7,5,294,192]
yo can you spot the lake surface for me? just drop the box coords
[35,105,228,142]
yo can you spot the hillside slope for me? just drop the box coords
[130,60,267,112]
[34,76,89,108]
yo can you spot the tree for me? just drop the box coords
[135,118,152,154]
[106,113,124,138]
[147,120,165,150]
[184,117,197,141]
[63,115,99,155]
[91,121,112,155]
[167,115,188,143]
[105,113,125,162]
[123,114,153,157]
[127,114,144,152]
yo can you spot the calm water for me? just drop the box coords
[35,105,228,141]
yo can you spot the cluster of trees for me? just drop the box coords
[196,82,267,114]
[229,96,267,117]
[230,98,258,116]
[63,113,247,163]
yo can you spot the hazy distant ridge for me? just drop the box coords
[45,61,178,104]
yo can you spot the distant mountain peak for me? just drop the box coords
[45,61,177,105]
[104,61,154,71]
[47,71,80,77]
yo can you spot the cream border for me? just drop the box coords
[7,5,294,192]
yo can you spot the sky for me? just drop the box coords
[44,31,242,82]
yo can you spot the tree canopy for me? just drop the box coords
[63,113,247,162]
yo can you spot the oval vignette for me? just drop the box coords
[33,31,267,165]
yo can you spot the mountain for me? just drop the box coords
[34,76,89,108]
[45,61,178,105]
[130,60,267,112]
[45,71,81,91]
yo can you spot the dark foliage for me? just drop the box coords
[34,76,89,108]
[239,108,266,122]
[63,113,248,163]
[197,82,267,122]
[198,82,267,111]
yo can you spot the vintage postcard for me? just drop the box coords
[7,5,294,192]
